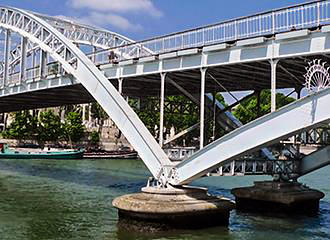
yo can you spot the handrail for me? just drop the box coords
[89,0,330,64]
[2,1,329,84]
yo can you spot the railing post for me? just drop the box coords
[234,20,238,40]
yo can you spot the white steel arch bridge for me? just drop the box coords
[1,2,330,187]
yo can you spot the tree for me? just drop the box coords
[91,102,108,122]
[2,111,38,140]
[90,131,100,146]
[90,102,109,138]
[62,112,85,144]
[233,90,295,124]
[37,110,62,142]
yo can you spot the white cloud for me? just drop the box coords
[68,0,162,18]
[76,12,142,31]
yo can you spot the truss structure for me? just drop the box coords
[0,6,171,179]
[2,4,330,187]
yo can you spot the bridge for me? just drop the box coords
[1,1,330,229]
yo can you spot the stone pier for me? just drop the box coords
[231,181,324,214]
[112,185,235,231]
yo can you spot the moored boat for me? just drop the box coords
[83,149,138,159]
[0,143,84,159]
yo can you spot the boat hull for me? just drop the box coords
[0,150,84,160]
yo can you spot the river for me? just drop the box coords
[0,157,328,240]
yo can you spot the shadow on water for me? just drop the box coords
[116,224,233,240]
[0,158,148,191]
[227,201,330,240]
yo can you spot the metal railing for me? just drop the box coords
[90,0,330,64]
[1,1,330,89]
[0,63,64,89]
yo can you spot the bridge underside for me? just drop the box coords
[0,85,93,112]
[0,55,319,113]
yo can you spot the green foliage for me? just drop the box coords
[215,93,227,107]
[60,105,81,118]
[91,102,108,122]
[2,111,38,140]
[38,110,62,142]
[3,108,86,145]
[233,90,295,124]
[62,112,85,143]
[90,131,100,145]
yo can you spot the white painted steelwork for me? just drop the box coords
[172,88,330,185]
[300,145,330,176]
[92,0,330,63]
[0,9,145,85]
[0,6,171,179]
[210,159,299,177]
[2,3,330,186]
[305,59,330,92]
[206,94,275,161]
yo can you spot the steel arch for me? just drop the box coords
[0,10,141,79]
[0,6,171,177]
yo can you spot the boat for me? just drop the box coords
[0,143,84,159]
[83,150,138,159]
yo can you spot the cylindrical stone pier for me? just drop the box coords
[113,185,235,231]
[231,181,324,215]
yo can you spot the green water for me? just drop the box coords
[0,158,328,240]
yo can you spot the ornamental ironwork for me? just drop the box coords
[304,59,330,93]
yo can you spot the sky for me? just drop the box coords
[1,0,313,41]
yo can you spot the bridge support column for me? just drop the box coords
[118,78,123,95]
[200,68,207,149]
[159,73,166,147]
[113,186,235,232]
[270,59,279,112]
[231,181,324,214]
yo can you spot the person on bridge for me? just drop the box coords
[108,51,118,64]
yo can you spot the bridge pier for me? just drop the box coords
[112,185,235,231]
[231,181,324,215]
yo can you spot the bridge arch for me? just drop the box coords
[0,6,171,177]
[0,12,145,78]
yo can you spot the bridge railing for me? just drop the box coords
[90,0,330,65]
[1,1,329,87]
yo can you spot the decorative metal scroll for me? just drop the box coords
[304,59,330,93]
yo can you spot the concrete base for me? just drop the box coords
[231,181,325,214]
[112,185,235,231]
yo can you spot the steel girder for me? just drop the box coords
[0,6,171,178]
[172,88,330,185]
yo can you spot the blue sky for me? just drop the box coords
[2,0,312,41]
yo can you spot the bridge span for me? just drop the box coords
[1,1,330,228]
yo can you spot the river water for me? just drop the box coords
[0,158,329,240]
